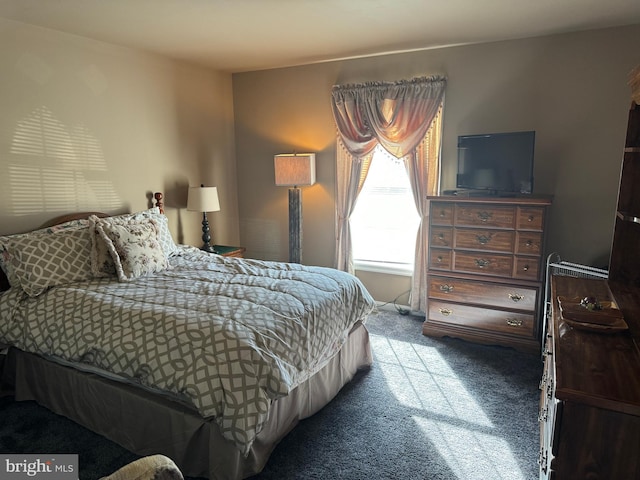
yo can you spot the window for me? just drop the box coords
[350,145,420,275]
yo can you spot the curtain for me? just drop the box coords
[405,106,443,312]
[335,146,373,274]
[331,75,446,311]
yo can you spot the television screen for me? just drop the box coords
[456,131,535,194]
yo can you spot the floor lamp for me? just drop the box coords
[187,184,220,254]
[274,153,316,263]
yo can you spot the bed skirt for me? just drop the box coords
[1,321,372,480]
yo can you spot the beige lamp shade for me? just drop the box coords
[274,154,316,186]
[187,186,220,212]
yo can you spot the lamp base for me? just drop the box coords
[200,212,218,254]
[289,187,302,263]
[201,244,218,254]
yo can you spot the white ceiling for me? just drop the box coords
[1,0,639,73]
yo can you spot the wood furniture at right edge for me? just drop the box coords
[539,72,640,479]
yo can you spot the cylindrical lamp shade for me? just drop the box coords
[187,186,220,212]
[274,154,316,186]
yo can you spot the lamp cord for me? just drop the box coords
[378,290,411,315]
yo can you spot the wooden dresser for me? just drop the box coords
[540,276,640,479]
[424,195,552,352]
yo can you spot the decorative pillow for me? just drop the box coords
[0,219,90,290]
[150,213,178,257]
[95,218,169,282]
[6,227,94,297]
[88,208,177,278]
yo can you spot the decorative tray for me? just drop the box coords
[557,296,628,333]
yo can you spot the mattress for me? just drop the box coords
[0,246,376,456]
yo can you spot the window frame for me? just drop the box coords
[350,145,421,275]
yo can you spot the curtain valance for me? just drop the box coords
[331,75,447,159]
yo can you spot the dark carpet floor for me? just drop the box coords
[0,310,542,479]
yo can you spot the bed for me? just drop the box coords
[0,195,376,480]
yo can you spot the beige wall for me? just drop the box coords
[2,18,639,306]
[0,19,239,248]
[233,25,640,302]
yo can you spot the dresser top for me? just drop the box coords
[428,194,553,206]
[551,275,640,415]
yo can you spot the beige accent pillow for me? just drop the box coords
[88,208,177,278]
[6,227,94,297]
[96,218,169,281]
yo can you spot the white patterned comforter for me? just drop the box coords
[0,246,376,455]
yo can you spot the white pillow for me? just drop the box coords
[95,218,170,282]
[6,227,94,297]
[88,208,177,278]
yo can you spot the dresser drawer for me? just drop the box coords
[517,206,545,231]
[427,300,535,338]
[454,228,515,253]
[516,232,543,255]
[455,204,516,228]
[430,202,454,226]
[514,256,540,280]
[427,276,537,311]
[453,251,514,277]
[429,249,451,270]
[430,226,453,248]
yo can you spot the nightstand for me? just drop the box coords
[214,245,246,258]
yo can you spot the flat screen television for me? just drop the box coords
[456,131,535,195]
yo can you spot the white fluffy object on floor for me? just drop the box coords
[100,454,184,480]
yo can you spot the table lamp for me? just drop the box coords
[187,184,220,253]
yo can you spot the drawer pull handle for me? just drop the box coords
[538,405,548,422]
[439,308,452,316]
[506,318,523,327]
[436,256,443,263]
[436,233,448,245]
[476,234,491,244]
[475,258,490,268]
[439,284,454,293]
[539,449,548,473]
[538,406,548,423]
[525,239,533,247]
[508,293,524,302]
[439,210,446,217]
[477,211,492,222]
[528,215,535,222]
[522,264,530,272]
[539,373,547,390]
[539,448,548,470]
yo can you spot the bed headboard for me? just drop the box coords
[154,192,164,214]
[0,192,165,292]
